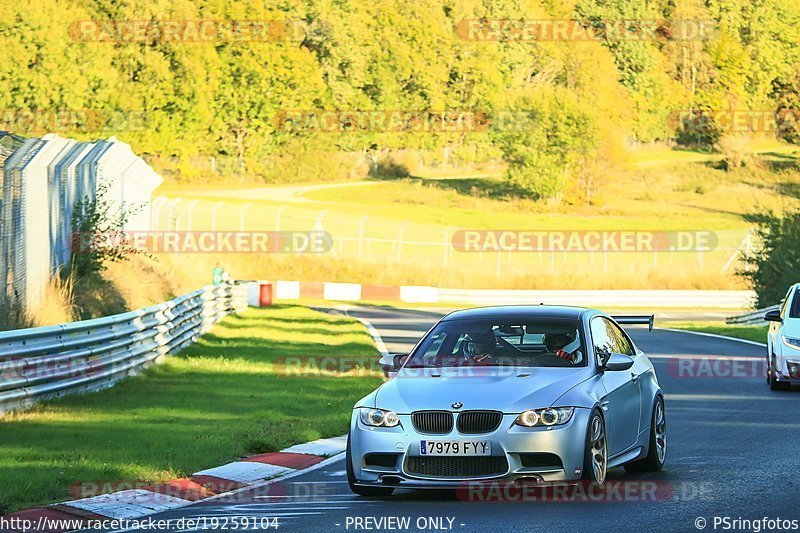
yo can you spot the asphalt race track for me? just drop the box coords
[102,306,800,533]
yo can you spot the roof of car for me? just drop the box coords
[441,305,593,322]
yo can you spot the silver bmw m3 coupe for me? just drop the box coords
[346,305,666,496]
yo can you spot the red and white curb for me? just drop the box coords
[1,436,347,532]
[245,279,754,309]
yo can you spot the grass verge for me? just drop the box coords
[668,321,768,344]
[0,305,382,513]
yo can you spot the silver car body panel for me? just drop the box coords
[349,306,663,488]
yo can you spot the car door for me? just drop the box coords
[590,317,642,456]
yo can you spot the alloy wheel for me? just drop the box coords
[654,400,667,464]
[590,414,607,484]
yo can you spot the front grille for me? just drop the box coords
[412,411,453,434]
[406,456,508,478]
[456,410,502,434]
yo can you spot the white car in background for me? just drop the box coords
[765,283,800,390]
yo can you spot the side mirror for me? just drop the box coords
[379,353,408,373]
[764,310,783,323]
[603,353,634,372]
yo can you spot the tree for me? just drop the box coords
[491,89,599,202]
[739,211,800,307]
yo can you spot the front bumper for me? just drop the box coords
[775,355,800,382]
[349,408,591,489]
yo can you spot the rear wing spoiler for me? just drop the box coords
[611,315,655,332]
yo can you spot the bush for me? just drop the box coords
[71,182,144,278]
[675,112,721,148]
[716,135,756,171]
[739,210,800,307]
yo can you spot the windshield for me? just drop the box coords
[791,287,800,319]
[406,318,586,368]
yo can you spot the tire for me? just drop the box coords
[769,354,790,391]
[346,434,395,497]
[766,348,771,384]
[581,409,607,485]
[625,396,666,472]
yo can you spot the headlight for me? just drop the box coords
[782,336,800,350]
[358,407,400,427]
[515,407,574,427]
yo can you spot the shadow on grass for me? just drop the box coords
[368,175,529,200]
[183,332,375,361]
[778,181,800,199]
[422,176,528,199]
[763,151,800,172]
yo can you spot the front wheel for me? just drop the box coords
[766,348,772,384]
[346,435,394,497]
[582,410,607,484]
[625,396,666,472]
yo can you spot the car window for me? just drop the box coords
[780,288,793,318]
[590,318,614,366]
[406,317,586,368]
[789,287,800,319]
[590,317,635,366]
[605,319,635,356]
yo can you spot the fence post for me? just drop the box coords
[210,202,223,231]
[442,228,449,268]
[358,216,367,260]
[150,196,166,229]
[397,223,406,262]
[185,200,199,232]
[239,203,251,231]
[168,197,183,231]
[276,206,287,232]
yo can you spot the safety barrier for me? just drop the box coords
[0,283,247,415]
[726,304,779,325]
[0,133,162,317]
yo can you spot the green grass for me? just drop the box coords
[0,305,382,514]
[668,321,768,344]
[152,147,800,290]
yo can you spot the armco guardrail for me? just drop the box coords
[726,304,779,325]
[0,282,247,415]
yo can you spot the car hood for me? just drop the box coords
[374,366,592,414]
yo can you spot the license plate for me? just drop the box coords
[420,440,491,456]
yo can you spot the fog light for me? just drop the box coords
[788,362,800,379]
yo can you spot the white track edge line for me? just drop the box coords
[659,327,766,347]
